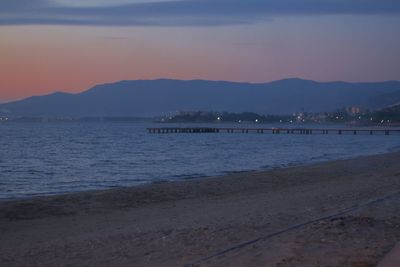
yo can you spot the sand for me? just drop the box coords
[1,152,400,267]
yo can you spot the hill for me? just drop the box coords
[1,78,400,117]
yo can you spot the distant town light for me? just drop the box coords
[217,117,221,121]
[255,119,258,123]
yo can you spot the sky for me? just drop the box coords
[1,0,400,102]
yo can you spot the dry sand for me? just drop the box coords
[1,152,400,267]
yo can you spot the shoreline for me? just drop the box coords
[1,148,399,203]
[1,151,400,266]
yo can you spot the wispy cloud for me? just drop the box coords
[102,36,129,40]
[1,0,400,26]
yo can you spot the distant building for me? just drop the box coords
[346,107,363,115]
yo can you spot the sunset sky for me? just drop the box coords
[1,0,400,102]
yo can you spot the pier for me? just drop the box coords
[147,127,400,135]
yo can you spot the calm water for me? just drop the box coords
[0,122,399,200]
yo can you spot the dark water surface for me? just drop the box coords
[0,122,399,200]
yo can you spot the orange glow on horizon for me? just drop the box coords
[1,19,400,102]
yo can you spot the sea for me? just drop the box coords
[1,122,399,200]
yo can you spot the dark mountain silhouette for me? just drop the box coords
[1,78,400,117]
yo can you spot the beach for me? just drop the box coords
[1,152,400,267]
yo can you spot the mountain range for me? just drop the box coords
[1,78,400,117]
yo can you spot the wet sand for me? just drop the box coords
[1,152,400,267]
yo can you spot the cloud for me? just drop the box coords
[1,0,400,26]
[103,36,129,40]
